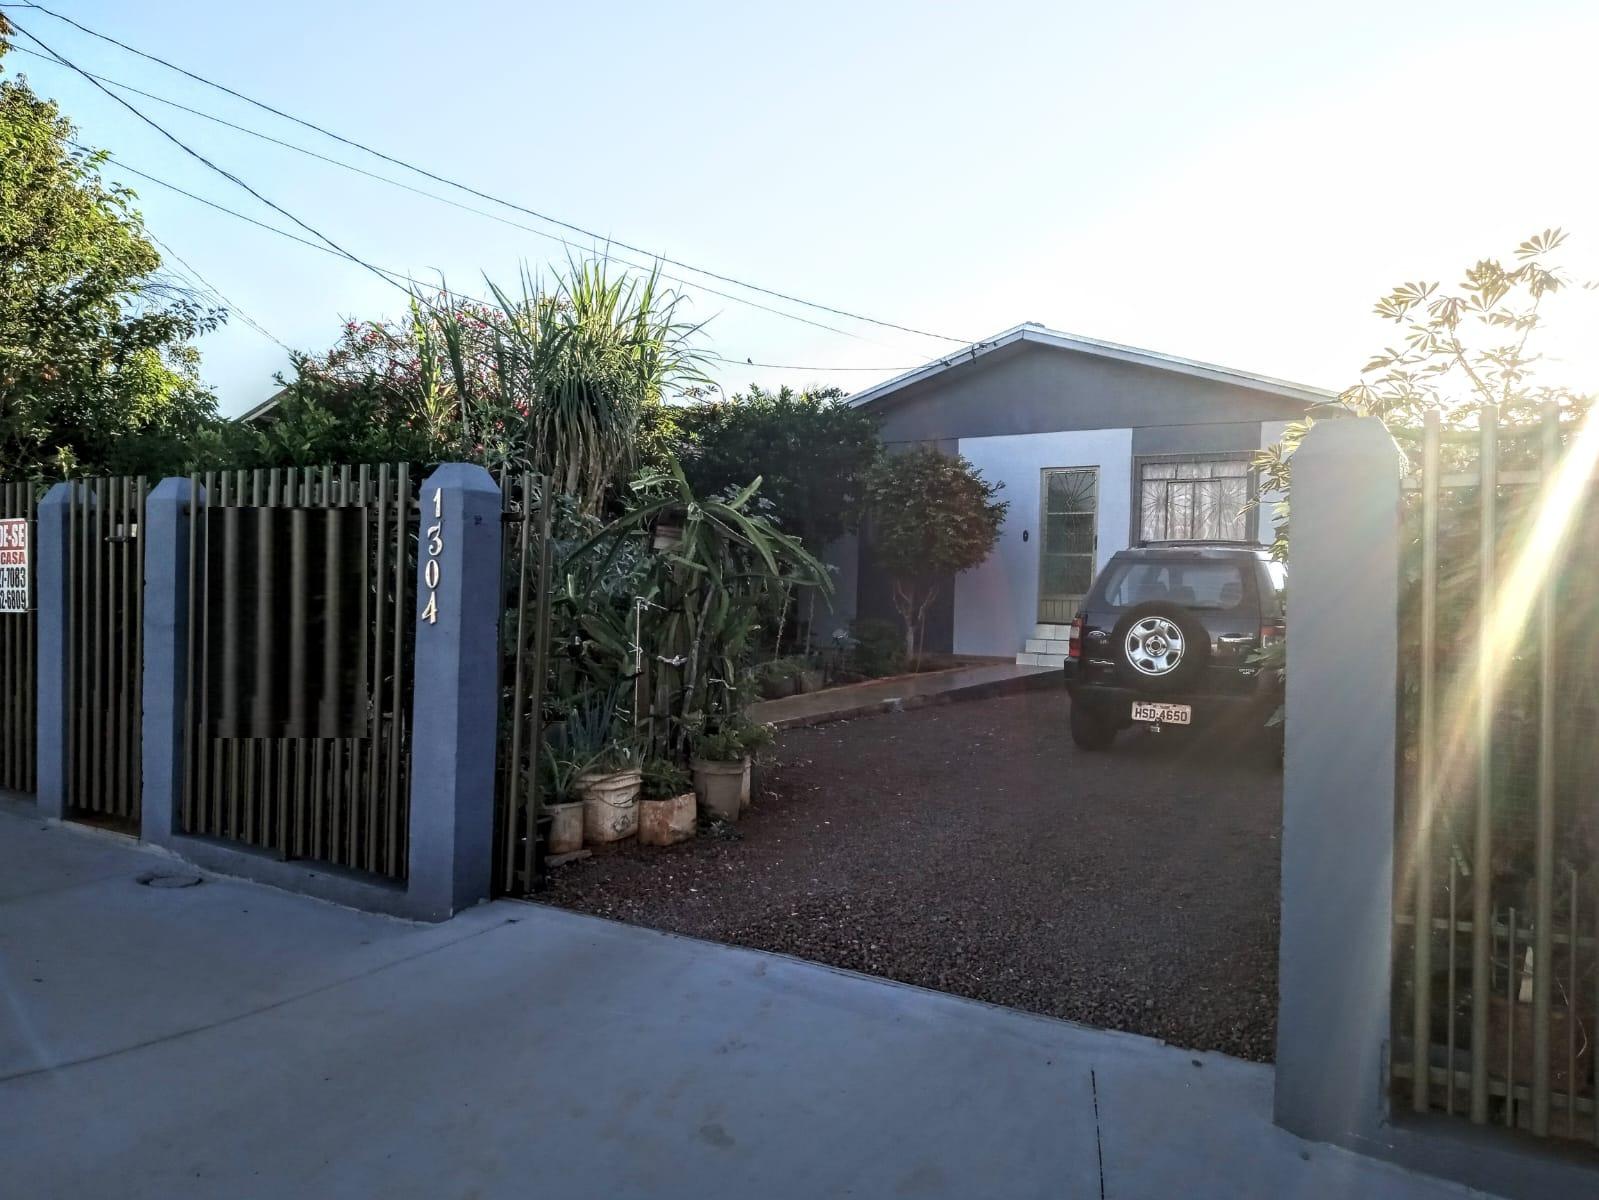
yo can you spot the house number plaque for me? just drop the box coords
[422,486,443,624]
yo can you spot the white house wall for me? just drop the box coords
[953,428,1134,657]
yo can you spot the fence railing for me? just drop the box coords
[181,465,418,881]
[0,481,38,795]
[1391,403,1599,1144]
[66,477,147,828]
[494,470,553,897]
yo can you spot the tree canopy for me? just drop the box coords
[0,22,228,478]
[864,447,1007,661]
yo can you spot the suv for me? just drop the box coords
[1061,542,1285,754]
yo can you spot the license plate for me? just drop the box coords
[1132,701,1191,725]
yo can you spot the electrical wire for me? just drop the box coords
[6,42,882,344]
[7,14,411,299]
[2,1,976,345]
[143,229,292,352]
[78,147,922,377]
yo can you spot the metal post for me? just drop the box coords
[1413,410,1440,1113]
[1471,405,1497,1124]
[1531,402,1559,1135]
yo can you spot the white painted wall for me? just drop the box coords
[953,428,1134,656]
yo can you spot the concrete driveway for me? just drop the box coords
[0,803,1485,1199]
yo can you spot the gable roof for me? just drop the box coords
[847,322,1335,409]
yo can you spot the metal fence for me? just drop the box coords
[64,477,147,829]
[0,481,39,795]
[493,470,553,897]
[181,466,418,880]
[1392,404,1599,1144]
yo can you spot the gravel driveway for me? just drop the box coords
[543,688,1283,1061]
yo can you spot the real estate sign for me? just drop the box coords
[0,518,28,614]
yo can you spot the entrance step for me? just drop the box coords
[1032,623,1073,641]
[1016,651,1066,668]
[1025,637,1071,656]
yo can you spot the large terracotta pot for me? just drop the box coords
[639,792,696,846]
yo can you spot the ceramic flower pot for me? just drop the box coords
[639,792,696,845]
[546,801,585,855]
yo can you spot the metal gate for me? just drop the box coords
[182,466,418,879]
[1,481,39,795]
[64,477,146,828]
[1392,404,1599,1144]
[494,470,553,897]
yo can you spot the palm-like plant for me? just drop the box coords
[423,260,707,511]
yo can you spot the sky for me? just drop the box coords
[3,0,1597,415]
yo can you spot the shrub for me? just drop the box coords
[849,618,905,678]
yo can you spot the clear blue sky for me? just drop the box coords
[5,0,1596,414]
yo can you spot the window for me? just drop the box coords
[1138,457,1253,542]
[1097,560,1248,611]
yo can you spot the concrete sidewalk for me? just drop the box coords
[0,806,1486,1199]
[749,661,1057,729]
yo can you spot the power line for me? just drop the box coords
[7,14,410,299]
[7,44,881,345]
[3,1,976,346]
[142,229,292,352]
[80,148,921,377]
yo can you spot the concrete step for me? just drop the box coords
[1025,638,1072,655]
[1016,652,1067,669]
[1032,623,1073,641]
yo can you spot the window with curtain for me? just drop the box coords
[1138,458,1253,541]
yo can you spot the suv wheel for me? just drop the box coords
[1111,601,1210,693]
[1070,702,1117,751]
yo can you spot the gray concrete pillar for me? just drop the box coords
[140,478,198,844]
[406,464,502,921]
[1274,417,1405,1146]
[34,483,73,820]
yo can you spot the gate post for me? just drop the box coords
[140,478,197,844]
[34,483,73,820]
[408,464,502,921]
[1274,417,1404,1147]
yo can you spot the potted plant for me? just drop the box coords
[538,743,587,856]
[638,759,696,846]
[691,724,750,822]
[737,721,775,811]
[567,692,643,844]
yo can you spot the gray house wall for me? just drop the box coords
[850,340,1311,655]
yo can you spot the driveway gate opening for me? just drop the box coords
[182,466,418,879]
[1,481,38,796]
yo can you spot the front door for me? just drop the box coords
[1037,467,1098,624]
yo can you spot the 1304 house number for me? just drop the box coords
[422,487,444,624]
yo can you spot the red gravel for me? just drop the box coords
[543,688,1283,1061]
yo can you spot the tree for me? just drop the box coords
[1257,228,1594,557]
[0,23,228,478]
[675,385,882,547]
[864,447,1007,664]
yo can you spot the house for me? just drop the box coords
[829,323,1331,667]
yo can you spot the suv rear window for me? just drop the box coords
[1096,559,1250,611]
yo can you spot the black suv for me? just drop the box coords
[1061,543,1285,753]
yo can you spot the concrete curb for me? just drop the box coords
[757,667,1061,731]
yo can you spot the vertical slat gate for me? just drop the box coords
[494,470,552,897]
[63,477,145,827]
[0,482,38,795]
[182,464,416,880]
[1393,404,1599,1148]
